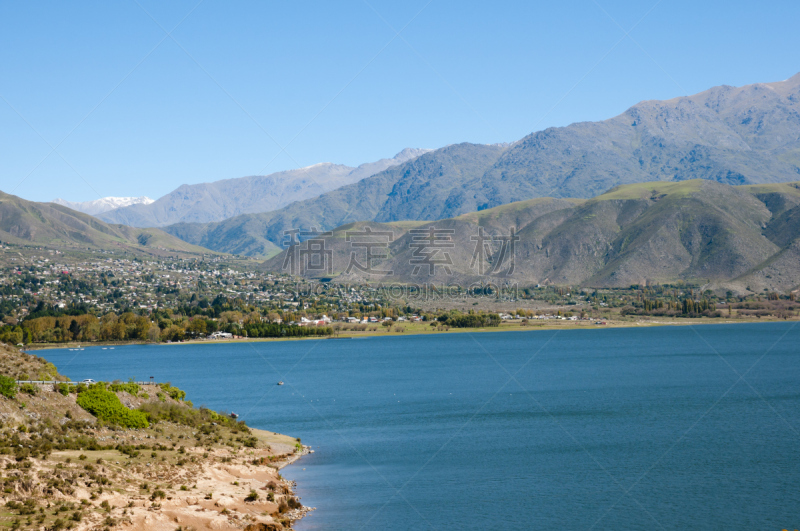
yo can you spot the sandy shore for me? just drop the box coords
[0,365,313,531]
[0,428,311,531]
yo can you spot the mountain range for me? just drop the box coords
[163,72,800,257]
[260,179,800,293]
[52,196,154,216]
[0,191,213,257]
[96,148,430,227]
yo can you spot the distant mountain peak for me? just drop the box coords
[393,147,431,159]
[98,149,430,227]
[52,196,154,216]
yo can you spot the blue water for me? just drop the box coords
[40,323,800,530]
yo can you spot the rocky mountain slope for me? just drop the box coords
[164,143,505,257]
[0,191,214,256]
[167,73,800,256]
[98,148,429,227]
[259,180,800,293]
[52,196,154,216]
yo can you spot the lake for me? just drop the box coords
[40,323,800,530]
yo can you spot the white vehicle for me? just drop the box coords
[82,379,96,384]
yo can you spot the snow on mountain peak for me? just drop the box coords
[52,196,154,216]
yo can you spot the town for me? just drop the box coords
[1,241,797,346]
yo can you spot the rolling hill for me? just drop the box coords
[0,191,216,256]
[165,72,800,257]
[259,180,800,293]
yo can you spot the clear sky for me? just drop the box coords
[2,0,799,203]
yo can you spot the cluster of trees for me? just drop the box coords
[436,312,501,328]
[622,298,719,317]
[21,313,157,343]
[3,306,337,344]
[242,322,332,338]
[0,325,31,345]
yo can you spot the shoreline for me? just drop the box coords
[20,316,797,351]
[0,341,313,530]
[0,378,312,530]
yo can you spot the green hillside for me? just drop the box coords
[261,180,800,293]
[0,191,216,257]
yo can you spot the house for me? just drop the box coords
[299,316,330,326]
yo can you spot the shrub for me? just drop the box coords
[139,402,245,430]
[158,383,186,401]
[19,383,38,396]
[76,385,148,429]
[0,375,17,399]
[109,380,140,396]
[245,490,258,502]
[56,383,70,396]
[116,445,140,458]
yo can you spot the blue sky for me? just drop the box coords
[2,0,799,203]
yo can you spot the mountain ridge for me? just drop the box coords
[52,196,154,216]
[97,148,430,227]
[259,179,800,293]
[164,72,800,257]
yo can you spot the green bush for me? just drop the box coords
[109,381,140,396]
[56,383,70,396]
[19,383,38,396]
[138,402,247,431]
[76,385,148,429]
[158,382,186,401]
[0,375,17,399]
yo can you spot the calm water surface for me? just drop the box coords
[40,323,800,530]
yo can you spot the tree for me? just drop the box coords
[68,319,81,341]
[186,319,207,336]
